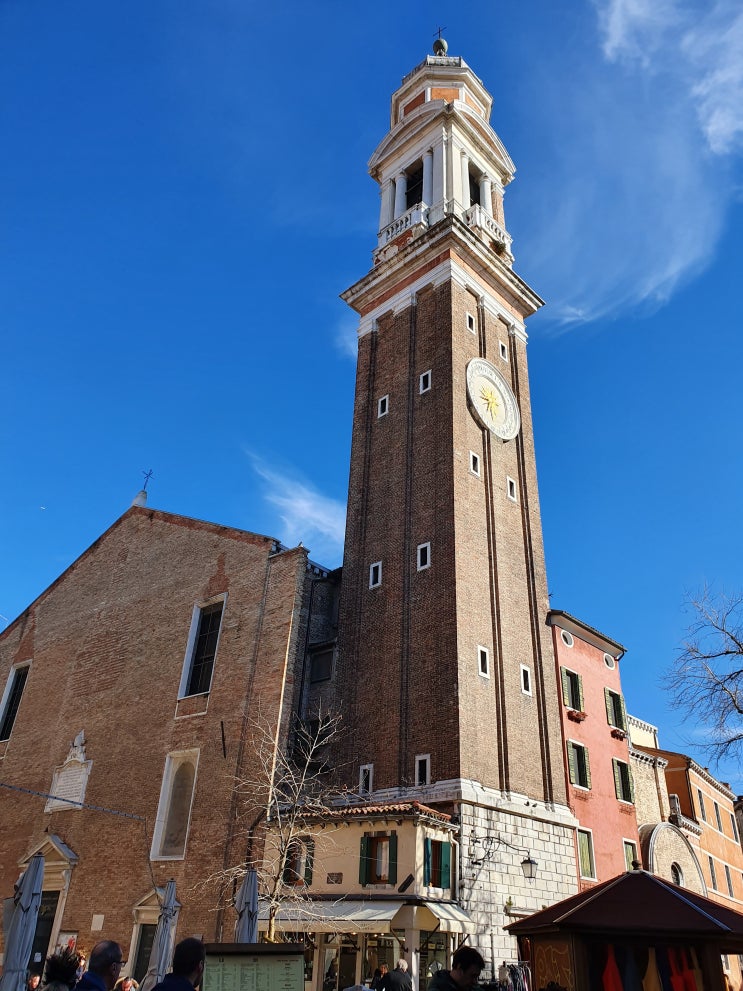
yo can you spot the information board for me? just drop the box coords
[204,944,304,991]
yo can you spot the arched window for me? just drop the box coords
[152,751,199,859]
[671,862,683,886]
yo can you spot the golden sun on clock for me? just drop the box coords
[466,358,521,441]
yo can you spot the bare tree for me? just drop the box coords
[218,709,350,942]
[666,587,743,762]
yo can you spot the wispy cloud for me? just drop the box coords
[334,317,358,360]
[520,0,742,326]
[250,456,346,567]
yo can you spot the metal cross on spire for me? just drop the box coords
[142,469,154,491]
[434,26,447,40]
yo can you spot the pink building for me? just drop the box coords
[549,611,640,888]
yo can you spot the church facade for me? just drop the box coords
[4,39,738,991]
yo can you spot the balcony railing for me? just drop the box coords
[464,204,512,252]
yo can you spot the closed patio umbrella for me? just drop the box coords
[139,880,179,991]
[0,854,45,991]
[234,870,259,944]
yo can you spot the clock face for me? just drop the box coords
[466,358,521,441]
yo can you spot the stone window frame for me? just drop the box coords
[477,645,490,679]
[469,451,481,477]
[577,827,596,880]
[417,542,431,571]
[415,753,431,786]
[150,749,199,861]
[378,395,389,418]
[499,340,508,362]
[359,763,374,795]
[520,664,532,696]
[0,660,31,742]
[466,312,476,334]
[369,561,382,589]
[506,476,518,502]
[177,594,226,699]
[419,370,432,394]
[623,838,638,871]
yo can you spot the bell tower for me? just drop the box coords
[334,42,577,939]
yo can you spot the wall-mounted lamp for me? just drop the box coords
[471,832,539,881]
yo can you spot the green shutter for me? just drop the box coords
[583,747,591,790]
[577,674,585,712]
[423,838,431,886]
[359,835,370,885]
[304,839,315,886]
[567,742,577,785]
[618,693,627,731]
[388,832,398,885]
[627,763,635,803]
[612,759,622,799]
[605,688,614,725]
[561,668,570,706]
[441,842,451,889]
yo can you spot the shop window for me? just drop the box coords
[561,667,584,711]
[605,689,627,730]
[567,741,591,789]
[613,759,634,803]
[424,838,451,888]
[0,664,30,741]
[283,837,315,886]
[179,599,224,697]
[359,832,397,885]
[577,829,596,879]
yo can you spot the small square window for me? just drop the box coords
[520,665,532,695]
[378,395,389,418]
[360,764,374,794]
[469,452,481,477]
[507,477,517,501]
[478,646,490,678]
[419,371,431,393]
[499,341,508,361]
[466,312,476,333]
[415,754,430,786]
[417,542,431,571]
[369,562,382,588]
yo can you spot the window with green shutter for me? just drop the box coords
[423,838,451,888]
[577,829,596,879]
[567,741,591,789]
[360,832,397,885]
[604,689,627,730]
[612,759,634,802]
[561,667,584,711]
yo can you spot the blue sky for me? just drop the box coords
[2,2,742,783]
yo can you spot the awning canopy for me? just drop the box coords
[259,900,405,934]
[258,899,476,936]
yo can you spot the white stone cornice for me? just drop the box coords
[630,747,668,768]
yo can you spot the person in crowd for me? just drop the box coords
[427,948,484,991]
[76,957,88,984]
[41,949,82,991]
[370,969,383,990]
[377,964,390,991]
[151,938,205,991]
[76,942,125,991]
[26,974,41,991]
[386,961,412,991]
[114,978,139,991]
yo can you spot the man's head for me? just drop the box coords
[450,948,484,991]
[395,962,408,973]
[172,938,206,987]
[27,974,40,990]
[88,941,124,991]
[380,965,389,975]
